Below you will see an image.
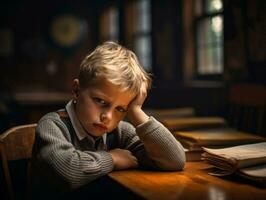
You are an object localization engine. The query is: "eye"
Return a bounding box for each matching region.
[94,98,107,106]
[116,107,127,113]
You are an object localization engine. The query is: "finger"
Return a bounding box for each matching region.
[131,155,138,165]
[142,81,148,91]
[133,160,139,168]
[128,158,138,169]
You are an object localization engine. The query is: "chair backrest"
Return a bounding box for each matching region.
[0,124,37,200]
[228,83,266,135]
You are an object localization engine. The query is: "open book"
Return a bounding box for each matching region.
[202,142,266,182]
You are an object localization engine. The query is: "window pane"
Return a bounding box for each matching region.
[108,6,119,41]
[197,16,222,46]
[206,0,223,13]
[198,44,223,74]
[134,36,152,72]
[136,0,151,32]
[133,0,152,72]
[197,15,223,75]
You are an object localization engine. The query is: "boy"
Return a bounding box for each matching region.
[30,41,185,198]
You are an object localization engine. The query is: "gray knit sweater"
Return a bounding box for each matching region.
[30,101,185,194]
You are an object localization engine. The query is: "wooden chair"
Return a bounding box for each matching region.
[0,124,36,200]
[228,83,266,135]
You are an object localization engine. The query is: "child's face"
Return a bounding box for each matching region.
[74,78,136,137]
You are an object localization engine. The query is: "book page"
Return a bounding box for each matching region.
[203,142,266,168]
[239,164,266,179]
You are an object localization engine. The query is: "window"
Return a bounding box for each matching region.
[126,0,152,72]
[99,5,119,42]
[195,0,223,76]
[134,0,152,72]
[100,0,152,72]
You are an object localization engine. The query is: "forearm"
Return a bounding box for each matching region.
[135,117,186,170]
[37,141,112,186]
[33,120,114,189]
[36,143,113,189]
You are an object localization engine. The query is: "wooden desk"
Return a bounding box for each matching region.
[108,162,266,200]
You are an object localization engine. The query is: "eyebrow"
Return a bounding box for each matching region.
[91,90,110,100]
[91,91,128,108]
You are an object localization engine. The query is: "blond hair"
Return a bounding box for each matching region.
[79,41,152,94]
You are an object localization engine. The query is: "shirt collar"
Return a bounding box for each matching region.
[65,100,107,143]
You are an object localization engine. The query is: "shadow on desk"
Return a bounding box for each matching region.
[33,176,144,200]
[202,166,266,188]
[67,176,143,200]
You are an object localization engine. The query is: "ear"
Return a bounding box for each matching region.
[72,79,80,98]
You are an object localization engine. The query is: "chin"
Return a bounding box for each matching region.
[95,132,106,137]
[91,129,107,137]
[88,131,104,137]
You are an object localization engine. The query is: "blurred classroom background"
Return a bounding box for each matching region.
[0,0,265,135]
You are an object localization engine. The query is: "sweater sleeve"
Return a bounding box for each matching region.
[119,117,186,171]
[32,117,114,190]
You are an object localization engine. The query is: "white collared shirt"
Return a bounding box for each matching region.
[65,100,107,147]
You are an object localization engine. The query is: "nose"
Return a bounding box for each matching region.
[100,110,112,123]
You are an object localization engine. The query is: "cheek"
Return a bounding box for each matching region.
[113,113,126,125]
[78,97,99,117]
[108,113,122,127]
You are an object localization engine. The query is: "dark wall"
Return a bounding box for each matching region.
[147,0,266,114]
[0,0,265,131]
[0,0,98,92]
[0,0,100,131]
[152,0,183,82]
[224,0,266,84]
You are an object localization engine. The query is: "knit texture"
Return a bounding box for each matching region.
[30,109,185,195]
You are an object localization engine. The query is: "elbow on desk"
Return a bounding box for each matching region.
[171,153,186,171]
[157,153,186,171]
[168,145,186,171]
[158,160,185,171]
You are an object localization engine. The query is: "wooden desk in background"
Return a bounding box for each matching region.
[108,162,266,200]
[160,117,227,131]
[14,91,72,123]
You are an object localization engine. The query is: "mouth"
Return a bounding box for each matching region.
[93,123,108,132]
